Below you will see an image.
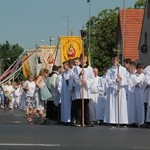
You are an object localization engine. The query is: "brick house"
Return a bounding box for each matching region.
[116,9,144,63]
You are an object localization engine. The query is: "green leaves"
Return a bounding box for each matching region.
[134,0,146,9]
[0,41,24,73]
[86,8,118,74]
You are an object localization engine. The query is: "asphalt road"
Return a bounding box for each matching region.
[0,108,150,150]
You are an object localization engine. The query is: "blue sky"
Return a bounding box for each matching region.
[0,0,137,50]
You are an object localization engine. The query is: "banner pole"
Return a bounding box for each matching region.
[53,36,60,65]
[80,28,86,127]
[81,48,85,127]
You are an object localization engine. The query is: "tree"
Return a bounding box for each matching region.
[85,1,145,74]
[86,7,119,74]
[0,41,24,73]
[134,0,146,9]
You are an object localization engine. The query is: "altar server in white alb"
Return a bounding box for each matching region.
[89,67,100,122]
[61,61,72,124]
[97,68,108,123]
[73,53,95,126]
[104,53,129,125]
[14,81,22,108]
[54,66,64,123]
[126,62,137,125]
[68,57,81,124]
[128,63,145,126]
[143,65,150,123]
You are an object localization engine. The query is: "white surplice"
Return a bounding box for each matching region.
[89,75,100,121]
[127,73,136,124]
[73,65,95,99]
[143,65,150,122]
[128,73,145,125]
[97,75,108,121]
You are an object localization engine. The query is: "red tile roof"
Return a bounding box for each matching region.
[119,9,144,61]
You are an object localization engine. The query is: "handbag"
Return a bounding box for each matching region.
[39,85,52,101]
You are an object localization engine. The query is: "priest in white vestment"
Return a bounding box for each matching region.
[104,54,129,125]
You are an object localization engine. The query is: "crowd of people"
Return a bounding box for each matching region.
[0,52,150,128]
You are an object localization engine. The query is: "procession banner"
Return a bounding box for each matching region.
[22,54,32,78]
[60,36,83,63]
[40,45,61,72]
[0,51,35,81]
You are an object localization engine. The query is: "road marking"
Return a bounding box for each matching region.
[13,121,21,123]
[14,115,22,117]
[133,147,150,149]
[0,143,60,147]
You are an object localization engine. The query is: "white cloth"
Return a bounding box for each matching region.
[4,84,14,109]
[4,85,14,94]
[73,65,95,99]
[89,76,100,121]
[68,67,77,101]
[97,75,107,121]
[143,66,150,122]
[23,80,36,97]
[14,87,22,106]
[127,73,137,124]
[128,73,145,125]
[143,66,150,104]
[54,74,62,106]
[104,65,129,124]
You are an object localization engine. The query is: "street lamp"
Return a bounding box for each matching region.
[80,27,87,41]
[80,27,87,127]
[62,14,69,36]
[49,36,54,46]
[87,0,91,53]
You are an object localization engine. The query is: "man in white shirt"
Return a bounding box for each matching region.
[4,81,14,110]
